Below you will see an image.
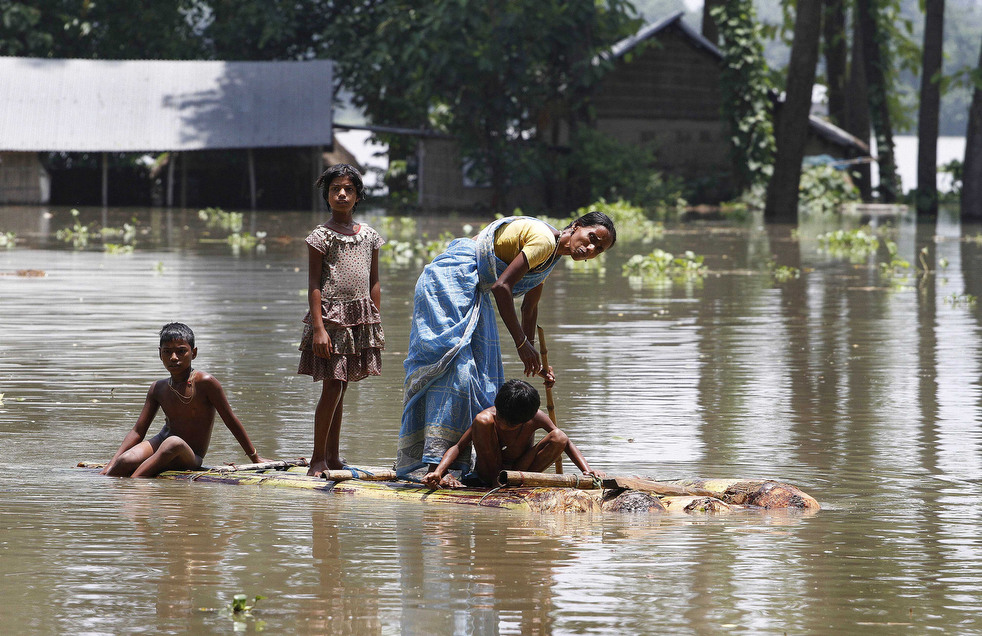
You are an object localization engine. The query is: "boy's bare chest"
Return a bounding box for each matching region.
[153,382,213,423]
[497,426,534,455]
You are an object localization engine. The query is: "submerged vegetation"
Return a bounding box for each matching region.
[816,226,880,260]
[381,232,454,268]
[55,209,92,248]
[798,165,862,215]
[622,248,708,280]
[196,208,265,252]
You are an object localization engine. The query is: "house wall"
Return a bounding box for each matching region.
[591,24,733,199]
[418,138,491,210]
[593,27,722,122]
[417,138,546,212]
[0,152,49,204]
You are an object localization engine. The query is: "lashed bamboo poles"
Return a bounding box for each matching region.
[536,325,562,474]
[498,470,715,497]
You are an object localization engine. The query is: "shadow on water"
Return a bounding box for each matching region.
[2,203,982,633]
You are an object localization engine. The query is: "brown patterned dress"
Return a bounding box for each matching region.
[298,223,385,382]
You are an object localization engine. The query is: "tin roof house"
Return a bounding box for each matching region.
[0,57,342,209]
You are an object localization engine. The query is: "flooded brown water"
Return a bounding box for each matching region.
[1,204,981,634]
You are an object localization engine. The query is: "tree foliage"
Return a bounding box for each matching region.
[0,0,201,59]
[322,0,639,211]
[710,0,775,192]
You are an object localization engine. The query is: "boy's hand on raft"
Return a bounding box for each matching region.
[584,469,607,480]
[422,471,464,489]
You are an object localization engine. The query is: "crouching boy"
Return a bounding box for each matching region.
[422,379,604,488]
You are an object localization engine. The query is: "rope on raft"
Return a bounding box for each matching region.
[479,485,505,506]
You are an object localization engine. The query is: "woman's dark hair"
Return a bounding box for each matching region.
[565,211,616,248]
[315,163,365,207]
[494,379,541,425]
[160,322,195,348]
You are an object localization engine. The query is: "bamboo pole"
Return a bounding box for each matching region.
[536,325,562,474]
[200,460,305,472]
[500,470,595,489]
[320,468,399,482]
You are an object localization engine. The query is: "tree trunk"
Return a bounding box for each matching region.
[916,0,945,219]
[856,0,900,202]
[823,0,848,127]
[962,32,982,221]
[844,14,873,200]
[701,0,724,46]
[764,0,823,222]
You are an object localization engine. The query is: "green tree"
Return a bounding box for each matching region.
[711,0,775,193]
[323,0,638,212]
[190,0,335,61]
[0,0,201,59]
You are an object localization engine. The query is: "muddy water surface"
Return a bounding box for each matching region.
[1,205,981,634]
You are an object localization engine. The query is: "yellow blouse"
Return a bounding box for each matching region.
[493,218,557,270]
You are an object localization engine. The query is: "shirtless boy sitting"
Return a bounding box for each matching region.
[421,379,604,488]
[101,322,268,477]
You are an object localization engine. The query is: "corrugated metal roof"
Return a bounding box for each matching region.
[0,57,333,152]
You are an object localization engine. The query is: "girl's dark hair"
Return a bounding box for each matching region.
[315,163,365,207]
[160,322,195,348]
[565,211,617,248]
[494,379,541,425]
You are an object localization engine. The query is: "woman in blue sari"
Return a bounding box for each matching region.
[396,212,616,475]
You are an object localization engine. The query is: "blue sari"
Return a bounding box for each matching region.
[396,217,561,474]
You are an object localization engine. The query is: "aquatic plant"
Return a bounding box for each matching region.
[100,223,137,243]
[770,262,801,283]
[197,593,266,631]
[0,231,15,248]
[816,226,879,260]
[877,240,911,286]
[230,594,264,613]
[944,293,978,307]
[380,232,453,268]
[55,209,91,248]
[198,207,244,233]
[103,243,134,255]
[375,215,418,241]
[799,164,861,215]
[622,248,708,281]
[226,231,265,250]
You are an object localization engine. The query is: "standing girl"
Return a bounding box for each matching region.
[298,164,384,476]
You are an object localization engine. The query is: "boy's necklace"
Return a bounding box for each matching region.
[168,368,195,404]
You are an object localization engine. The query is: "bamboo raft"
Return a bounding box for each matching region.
[77,461,820,514]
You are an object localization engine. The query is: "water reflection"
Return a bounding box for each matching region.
[2,204,982,633]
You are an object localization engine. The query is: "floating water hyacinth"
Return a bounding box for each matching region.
[198,207,244,233]
[816,226,879,260]
[56,209,90,248]
[622,248,707,278]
